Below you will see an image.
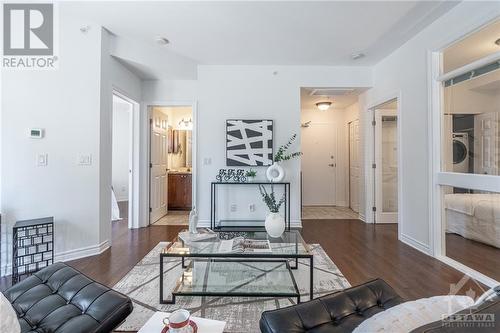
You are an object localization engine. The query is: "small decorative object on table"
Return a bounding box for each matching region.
[161,309,196,333]
[188,206,198,234]
[215,168,247,182]
[259,184,286,238]
[245,169,257,182]
[267,134,302,182]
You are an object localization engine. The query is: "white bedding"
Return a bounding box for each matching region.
[445,193,500,248]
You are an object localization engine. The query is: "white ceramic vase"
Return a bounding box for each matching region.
[265,212,285,238]
[266,162,285,182]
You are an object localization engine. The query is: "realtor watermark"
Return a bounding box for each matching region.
[442,275,496,329]
[2,2,58,69]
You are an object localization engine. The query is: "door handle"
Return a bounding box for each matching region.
[328,163,335,167]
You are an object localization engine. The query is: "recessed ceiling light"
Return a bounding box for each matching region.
[351,52,365,60]
[155,37,170,45]
[495,38,500,46]
[316,101,332,111]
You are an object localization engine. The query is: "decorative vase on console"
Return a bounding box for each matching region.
[259,184,286,238]
[267,133,302,182]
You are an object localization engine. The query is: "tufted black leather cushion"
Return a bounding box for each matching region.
[260,278,404,333]
[2,262,133,333]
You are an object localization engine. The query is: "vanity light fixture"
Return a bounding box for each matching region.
[316,101,332,111]
[178,118,192,127]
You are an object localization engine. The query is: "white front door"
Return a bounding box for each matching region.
[474,112,498,176]
[374,109,398,223]
[150,109,169,223]
[349,120,360,212]
[302,123,336,206]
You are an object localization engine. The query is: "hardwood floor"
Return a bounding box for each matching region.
[301,219,487,300]
[1,217,487,303]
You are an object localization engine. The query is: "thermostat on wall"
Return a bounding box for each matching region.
[29,128,44,139]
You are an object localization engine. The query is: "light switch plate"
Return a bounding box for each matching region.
[78,154,92,166]
[37,153,48,167]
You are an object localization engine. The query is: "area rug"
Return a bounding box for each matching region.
[113,242,350,332]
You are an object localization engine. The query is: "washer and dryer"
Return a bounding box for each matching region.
[452,133,469,173]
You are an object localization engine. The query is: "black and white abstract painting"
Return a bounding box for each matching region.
[226,119,273,166]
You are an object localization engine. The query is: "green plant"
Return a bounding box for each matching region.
[259,184,285,213]
[245,169,257,177]
[274,134,302,163]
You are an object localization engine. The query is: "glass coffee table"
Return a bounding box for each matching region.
[160,230,313,304]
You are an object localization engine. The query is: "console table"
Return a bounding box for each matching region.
[210,181,290,230]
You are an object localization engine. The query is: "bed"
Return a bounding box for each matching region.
[445,193,500,248]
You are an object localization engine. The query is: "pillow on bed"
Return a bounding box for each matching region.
[0,292,20,333]
[353,295,473,333]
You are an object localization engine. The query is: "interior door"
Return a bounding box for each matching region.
[374,109,398,223]
[349,120,360,212]
[150,108,169,223]
[474,112,498,175]
[302,123,336,205]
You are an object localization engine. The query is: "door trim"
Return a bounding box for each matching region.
[142,101,198,227]
[112,89,140,230]
[365,93,403,239]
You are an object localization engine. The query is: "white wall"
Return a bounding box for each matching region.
[1,13,103,274]
[112,101,131,201]
[0,14,142,274]
[359,1,500,254]
[196,66,372,226]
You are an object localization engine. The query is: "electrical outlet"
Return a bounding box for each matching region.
[203,157,212,165]
[230,204,237,212]
[249,204,256,212]
[78,154,92,166]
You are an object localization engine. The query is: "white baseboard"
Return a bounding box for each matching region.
[437,255,500,288]
[1,240,110,277]
[399,233,431,255]
[358,213,366,222]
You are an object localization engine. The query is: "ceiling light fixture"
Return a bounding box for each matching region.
[495,38,500,46]
[351,52,365,60]
[316,101,332,111]
[155,37,170,45]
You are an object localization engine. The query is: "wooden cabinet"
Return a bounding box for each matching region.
[168,173,192,210]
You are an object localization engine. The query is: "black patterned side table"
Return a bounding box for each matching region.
[12,217,54,284]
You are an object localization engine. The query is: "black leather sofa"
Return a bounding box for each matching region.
[260,278,500,333]
[260,279,404,332]
[2,262,133,333]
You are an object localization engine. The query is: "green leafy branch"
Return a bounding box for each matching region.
[259,184,285,213]
[274,134,302,163]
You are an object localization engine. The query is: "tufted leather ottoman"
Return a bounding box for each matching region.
[2,262,133,333]
[259,278,404,333]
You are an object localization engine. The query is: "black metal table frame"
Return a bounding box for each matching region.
[159,251,313,305]
[161,259,301,305]
[210,182,291,230]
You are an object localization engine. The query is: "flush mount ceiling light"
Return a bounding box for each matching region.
[495,38,500,46]
[155,37,170,45]
[316,101,332,111]
[351,52,365,60]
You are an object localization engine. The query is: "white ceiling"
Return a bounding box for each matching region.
[63,1,459,67]
[301,87,367,110]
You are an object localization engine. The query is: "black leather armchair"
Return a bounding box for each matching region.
[260,278,404,333]
[2,262,133,333]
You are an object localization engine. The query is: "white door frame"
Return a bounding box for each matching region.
[429,50,500,288]
[140,100,198,227]
[112,89,140,229]
[374,109,398,223]
[365,93,403,238]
